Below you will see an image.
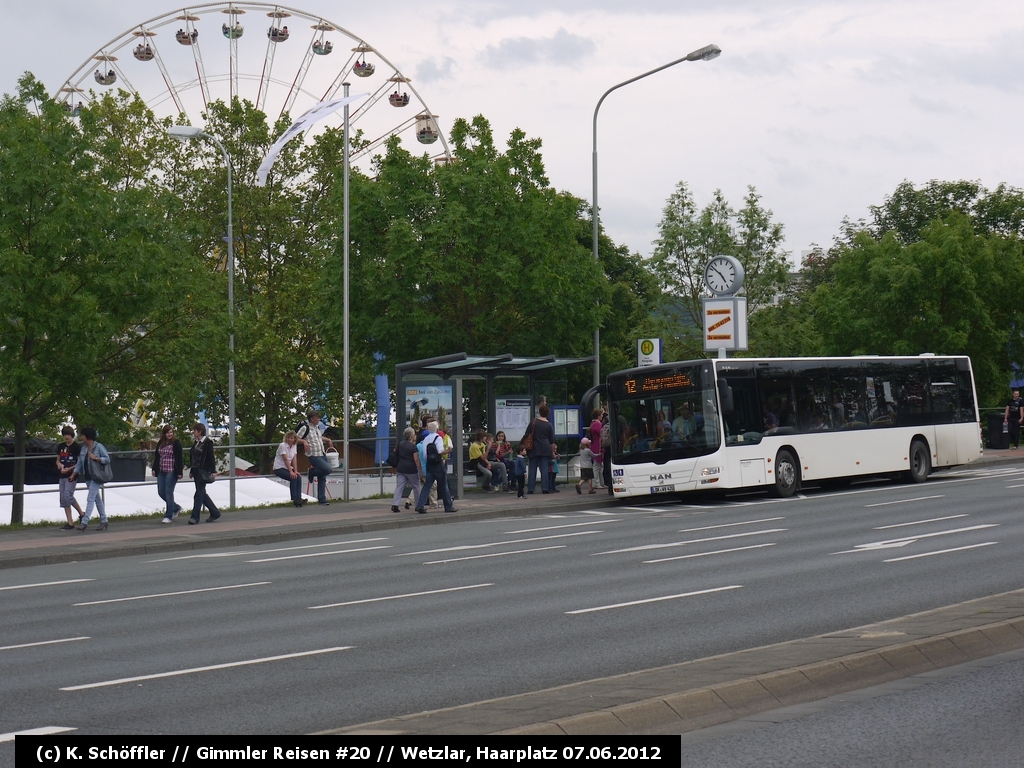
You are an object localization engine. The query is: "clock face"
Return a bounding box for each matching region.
[705,257,740,295]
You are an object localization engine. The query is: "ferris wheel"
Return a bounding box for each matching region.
[56,2,450,164]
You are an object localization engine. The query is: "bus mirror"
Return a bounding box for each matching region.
[718,379,734,415]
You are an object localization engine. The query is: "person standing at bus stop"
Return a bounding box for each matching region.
[1005,389,1024,450]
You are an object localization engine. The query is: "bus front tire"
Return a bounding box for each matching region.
[773,449,800,497]
[907,439,930,483]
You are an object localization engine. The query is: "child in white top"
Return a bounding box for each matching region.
[576,437,596,494]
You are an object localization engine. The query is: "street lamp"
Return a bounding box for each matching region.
[166,124,238,510]
[591,43,721,386]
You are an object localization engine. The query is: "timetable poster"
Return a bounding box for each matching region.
[496,397,532,442]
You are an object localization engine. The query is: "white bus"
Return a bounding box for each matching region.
[587,356,982,499]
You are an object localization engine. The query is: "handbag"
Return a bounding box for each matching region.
[195,468,216,484]
[93,460,114,484]
[385,444,400,469]
[520,420,536,452]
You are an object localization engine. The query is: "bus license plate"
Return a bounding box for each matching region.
[650,484,675,494]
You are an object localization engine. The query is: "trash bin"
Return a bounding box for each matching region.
[987,413,1009,450]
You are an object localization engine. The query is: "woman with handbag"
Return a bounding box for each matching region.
[189,422,221,524]
[526,405,556,494]
[389,427,421,513]
[152,425,184,523]
[72,426,112,531]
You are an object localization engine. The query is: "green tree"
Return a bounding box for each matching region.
[329,117,608,374]
[651,181,791,357]
[811,212,1024,403]
[0,76,220,524]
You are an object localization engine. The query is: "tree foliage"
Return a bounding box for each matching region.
[0,76,220,523]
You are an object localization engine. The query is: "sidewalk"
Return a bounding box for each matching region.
[0,483,619,570]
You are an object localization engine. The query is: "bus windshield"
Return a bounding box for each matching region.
[608,363,721,465]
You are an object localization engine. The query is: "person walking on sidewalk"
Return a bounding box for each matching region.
[415,421,457,514]
[152,425,184,524]
[274,431,305,507]
[56,426,84,530]
[189,422,220,524]
[390,427,421,513]
[1005,389,1023,450]
[72,427,111,531]
[576,437,596,495]
[297,410,333,506]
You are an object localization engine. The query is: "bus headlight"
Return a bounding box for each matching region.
[613,477,625,486]
[700,467,720,476]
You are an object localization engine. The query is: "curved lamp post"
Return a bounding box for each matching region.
[591,44,721,386]
[167,125,237,510]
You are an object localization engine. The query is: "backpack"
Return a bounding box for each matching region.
[296,420,311,439]
[425,436,443,468]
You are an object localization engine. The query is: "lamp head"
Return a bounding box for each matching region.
[166,125,205,141]
[686,44,722,62]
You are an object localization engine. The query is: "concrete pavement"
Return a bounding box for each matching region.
[4,449,1024,735]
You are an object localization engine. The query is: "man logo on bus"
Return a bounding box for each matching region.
[650,473,672,481]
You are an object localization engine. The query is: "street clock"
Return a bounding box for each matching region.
[704,255,745,297]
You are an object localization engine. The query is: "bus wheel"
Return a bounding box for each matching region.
[773,449,800,497]
[908,439,930,483]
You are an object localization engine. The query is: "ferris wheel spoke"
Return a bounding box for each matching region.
[280,27,319,119]
[349,81,393,123]
[351,117,418,161]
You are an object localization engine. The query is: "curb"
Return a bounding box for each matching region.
[321,589,1024,736]
[500,618,1024,735]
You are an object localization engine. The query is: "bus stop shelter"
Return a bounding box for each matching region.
[395,353,594,498]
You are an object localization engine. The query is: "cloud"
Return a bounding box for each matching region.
[480,28,595,70]
[417,56,457,83]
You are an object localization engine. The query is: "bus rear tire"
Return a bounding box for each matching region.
[907,439,930,483]
[773,449,800,498]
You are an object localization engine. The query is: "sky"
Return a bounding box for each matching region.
[4,0,1022,265]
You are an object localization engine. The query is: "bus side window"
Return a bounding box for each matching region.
[863,363,896,427]
[792,363,832,432]
[954,367,976,423]
[892,359,929,426]
[829,362,867,428]
[927,359,958,424]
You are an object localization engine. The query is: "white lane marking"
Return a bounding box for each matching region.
[864,495,944,507]
[593,528,787,556]
[396,531,599,557]
[247,545,391,563]
[578,510,619,516]
[832,524,1000,554]
[0,637,89,652]
[0,727,76,742]
[308,584,492,610]
[679,517,784,533]
[567,585,743,614]
[0,579,94,591]
[147,538,388,562]
[1006,484,1024,489]
[74,582,271,606]
[884,542,998,562]
[677,503,713,509]
[504,520,619,534]
[424,546,566,565]
[60,647,353,691]
[618,506,673,512]
[874,514,968,530]
[643,543,777,564]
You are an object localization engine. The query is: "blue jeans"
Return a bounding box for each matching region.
[527,456,551,493]
[307,455,331,503]
[82,479,106,525]
[157,472,181,518]
[274,467,303,503]
[192,479,219,521]
[417,464,453,511]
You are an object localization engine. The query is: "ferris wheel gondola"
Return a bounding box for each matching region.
[56,2,452,165]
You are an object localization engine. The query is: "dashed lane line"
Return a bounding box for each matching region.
[566,585,743,614]
[308,584,493,610]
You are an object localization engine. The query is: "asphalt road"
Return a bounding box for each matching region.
[2,462,1024,739]
[675,647,1024,767]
